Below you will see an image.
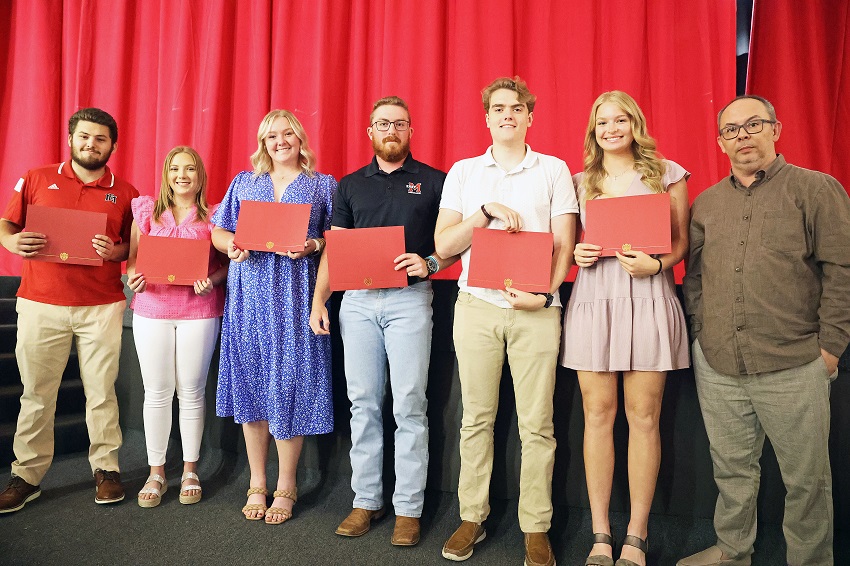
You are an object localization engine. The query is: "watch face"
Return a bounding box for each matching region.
[426,256,438,274]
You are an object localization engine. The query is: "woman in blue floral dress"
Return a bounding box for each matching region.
[212,110,335,524]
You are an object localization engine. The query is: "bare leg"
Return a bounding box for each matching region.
[139,464,166,500]
[243,421,271,518]
[620,370,666,566]
[578,371,618,560]
[266,435,304,523]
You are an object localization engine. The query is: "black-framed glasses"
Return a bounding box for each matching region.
[371,119,410,132]
[719,119,776,140]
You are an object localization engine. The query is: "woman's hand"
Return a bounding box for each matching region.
[616,250,660,278]
[194,278,214,296]
[278,239,316,260]
[227,239,250,262]
[127,272,146,293]
[574,242,602,268]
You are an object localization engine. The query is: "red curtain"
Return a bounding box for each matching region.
[0,0,736,278]
[748,0,850,194]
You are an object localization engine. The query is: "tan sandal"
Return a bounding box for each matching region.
[137,474,167,508]
[242,486,268,520]
[265,488,297,525]
[179,472,202,505]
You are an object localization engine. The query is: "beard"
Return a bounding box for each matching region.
[372,134,410,163]
[71,145,113,171]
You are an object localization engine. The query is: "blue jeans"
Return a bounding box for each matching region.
[339,281,433,517]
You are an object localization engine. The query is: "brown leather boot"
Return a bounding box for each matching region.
[335,507,386,536]
[391,516,420,546]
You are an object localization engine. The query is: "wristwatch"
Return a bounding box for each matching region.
[425,255,439,276]
[538,292,554,308]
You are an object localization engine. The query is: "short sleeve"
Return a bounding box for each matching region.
[331,178,355,228]
[439,161,464,213]
[213,172,249,232]
[549,159,579,217]
[131,196,155,235]
[663,160,690,189]
[2,174,29,226]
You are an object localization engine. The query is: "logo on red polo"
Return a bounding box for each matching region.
[406,182,421,194]
[105,193,117,203]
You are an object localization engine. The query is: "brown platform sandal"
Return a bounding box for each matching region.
[586,532,615,566]
[265,488,297,525]
[615,534,648,566]
[242,487,268,520]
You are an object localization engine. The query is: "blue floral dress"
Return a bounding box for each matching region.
[213,171,335,439]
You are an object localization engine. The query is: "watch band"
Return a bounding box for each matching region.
[425,255,439,275]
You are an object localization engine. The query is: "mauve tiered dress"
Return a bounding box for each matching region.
[560,160,690,372]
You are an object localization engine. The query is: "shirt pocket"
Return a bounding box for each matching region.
[760,211,805,253]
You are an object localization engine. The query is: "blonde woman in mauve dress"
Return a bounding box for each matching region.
[561,91,690,566]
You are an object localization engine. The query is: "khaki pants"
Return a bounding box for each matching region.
[453,292,561,533]
[693,339,834,566]
[12,298,125,485]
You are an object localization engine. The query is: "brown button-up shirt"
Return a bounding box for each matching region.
[683,155,850,375]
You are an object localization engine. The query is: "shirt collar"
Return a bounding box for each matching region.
[364,153,419,177]
[59,161,116,188]
[482,144,539,173]
[728,154,786,190]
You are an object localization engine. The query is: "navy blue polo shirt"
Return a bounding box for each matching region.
[333,154,446,277]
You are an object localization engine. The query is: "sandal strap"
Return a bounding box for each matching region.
[145,474,166,486]
[246,486,268,496]
[242,503,268,512]
[138,487,165,496]
[593,533,614,546]
[181,484,202,493]
[621,535,648,553]
[266,507,293,519]
[272,488,297,502]
[181,472,200,482]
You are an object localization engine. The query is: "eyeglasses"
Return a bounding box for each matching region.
[719,119,776,140]
[371,120,410,132]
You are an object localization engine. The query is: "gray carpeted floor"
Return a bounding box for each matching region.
[1,430,843,566]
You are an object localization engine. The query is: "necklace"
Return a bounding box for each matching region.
[606,166,633,181]
[274,170,300,182]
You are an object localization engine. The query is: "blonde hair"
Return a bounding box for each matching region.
[154,146,209,223]
[581,91,665,201]
[250,109,316,177]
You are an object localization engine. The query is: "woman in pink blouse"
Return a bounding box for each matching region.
[126,146,228,508]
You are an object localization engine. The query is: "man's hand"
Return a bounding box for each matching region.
[127,272,146,293]
[484,202,523,232]
[499,286,547,311]
[821,348,839,377]
[394,253,427,278]
[2,231,46,257]
[227,239,250,262]
[310,304,331,335]
[194,278,214,296]
[615,250,661,278]
[92,234,116,260]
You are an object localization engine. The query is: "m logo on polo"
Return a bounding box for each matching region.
[105,193,117,203]
[406,182,421,194]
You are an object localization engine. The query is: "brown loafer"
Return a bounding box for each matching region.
[391,516,420,546]
[0,476,41,514]
[335,507,386,537]
[525,531,555,566]
[442,521,486,561]
[94,469,125,504]
[677,546,751,566]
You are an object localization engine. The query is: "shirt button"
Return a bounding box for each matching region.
[736,326,743,331]
[743,215,749,220]
[736,296,742,302]
[739,241,744,245]
[735,267,741,272]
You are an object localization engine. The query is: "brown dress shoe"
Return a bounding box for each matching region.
[442,521,486,561]
[391,516,420,546]
[335,507,386,536]
[525,532,555,566]
[0,476,41,514]
[94,469,125,504]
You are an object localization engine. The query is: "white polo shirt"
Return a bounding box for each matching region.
[440,145,578,308]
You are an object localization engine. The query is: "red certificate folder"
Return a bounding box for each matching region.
[23,205,106,266]
[467,228,553,292]
[135,234,210,285]
[233,201,312,253]
[325,226,408,291]
[584,193,671,257]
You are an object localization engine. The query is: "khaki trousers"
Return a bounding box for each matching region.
[12,298,125,485]
[453,292,560,533]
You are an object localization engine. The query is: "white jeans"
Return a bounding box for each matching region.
[132,314,220,466]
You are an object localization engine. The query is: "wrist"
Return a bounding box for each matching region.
[654,257,663,275]
[480,203,494,221]
[424,255,439,276]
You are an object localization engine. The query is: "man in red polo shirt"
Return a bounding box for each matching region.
[0,108,138,513]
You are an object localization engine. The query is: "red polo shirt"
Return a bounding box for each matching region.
[3,161,138,306]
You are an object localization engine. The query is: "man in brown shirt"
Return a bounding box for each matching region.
[680,95,850,566]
